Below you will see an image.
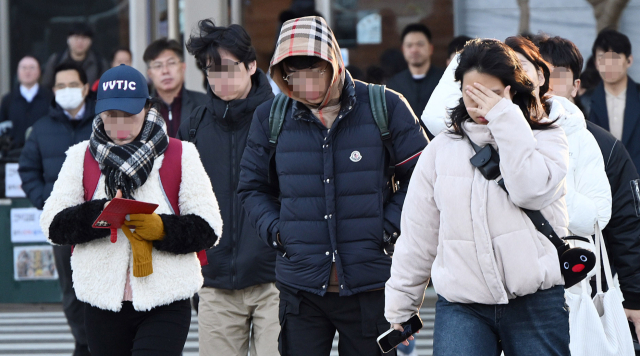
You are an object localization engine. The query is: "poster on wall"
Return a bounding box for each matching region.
[13,245,58,281]
[11,208,46,243]
[357,12,382,45]
[5,163,26,198]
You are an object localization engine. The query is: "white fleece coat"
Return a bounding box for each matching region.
[40,141,223,312]
[386,98,569,324]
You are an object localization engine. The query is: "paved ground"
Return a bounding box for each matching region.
[0,288,437,356]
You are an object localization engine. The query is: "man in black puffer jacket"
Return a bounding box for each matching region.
[177,20,278,356]
[238,16,428,356]
[19,62,94,356]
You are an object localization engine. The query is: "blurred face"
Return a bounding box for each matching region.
[147,50,186,93]
[68,35,92,57]
[17,57,40,87]
[100,108,146,145]
[283,60,332,104]
[547,64,580,100]
[207,48,256,101]
[53,69,89,104]
[402,32,433,68]
[462,70,507,125]
[112,50,132,67]
[596,49,632,84]
[515,53,545,95]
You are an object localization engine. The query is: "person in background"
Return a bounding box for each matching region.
[537,34,640,344]
[18,62,94,356]
[111,47,132,67]
[42,23,108,90]
[386,23,444,138]
[446,35,473,66]
[143,38,207,138]
[581,29,640,175]
[0,56,53,149]
[238,16,428,355]
[179,19,278,356]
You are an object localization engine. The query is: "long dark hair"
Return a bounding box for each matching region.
[448,39,553,138]
[505,36,552,110]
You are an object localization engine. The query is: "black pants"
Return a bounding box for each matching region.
[53,245,90,356]
[278,284,395,356]
[84,299,191,356]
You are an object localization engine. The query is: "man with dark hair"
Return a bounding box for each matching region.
[581,29,640,175]
[143,38,207,138]
[386,23,443,138]
[446,35,472,66]
[19,62,95,356]
[178,19,278,355]
[42,23,109,90]
[0,56,53,149]
[535,34,640,342]
[238,16,428,355]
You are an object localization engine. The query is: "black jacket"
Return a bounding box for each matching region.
[386,66,444,136]
[0,85,53,148]
[155,87,208,138]
[237,74,428,296]
[42,50,109,90]
[177,69,275,290]
[584,77,640,176]
[586,120,640,309]
[18,99,95,209]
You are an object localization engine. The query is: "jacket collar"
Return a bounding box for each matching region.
[49,99,95,124]
[547,95,585,136]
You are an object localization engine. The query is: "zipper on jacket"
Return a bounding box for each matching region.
[332,253,335,262]
[226,103,240,289]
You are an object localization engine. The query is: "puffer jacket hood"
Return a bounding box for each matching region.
[548,95,585,136]
[269,16,345,127]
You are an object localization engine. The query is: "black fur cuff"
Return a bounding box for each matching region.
[49,199,110,245]
[154,214,218,254]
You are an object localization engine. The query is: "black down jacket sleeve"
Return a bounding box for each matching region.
[48,199,110,245]
[382,90,429,236]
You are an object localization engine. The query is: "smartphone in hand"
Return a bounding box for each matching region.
[377,314,423,353]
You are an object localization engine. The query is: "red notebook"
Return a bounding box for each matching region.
[92,198,159,243]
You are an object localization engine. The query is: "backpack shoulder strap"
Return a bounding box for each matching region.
[188,106,208,144]
[158,138,182,216]
[368,84,396,176]
[267,94,290,183]
[83,146,101,202]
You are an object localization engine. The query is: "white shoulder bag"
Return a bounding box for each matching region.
[565,222,635,356]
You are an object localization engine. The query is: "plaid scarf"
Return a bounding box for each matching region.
[89,108,169,199]
[270,16,345,127]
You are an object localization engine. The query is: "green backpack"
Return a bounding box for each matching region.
[267,84,396,185]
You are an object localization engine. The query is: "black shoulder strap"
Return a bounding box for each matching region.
[267,94,290,183]
[188,106,207,144]
[468,138,567,251]
[368,84,396,177]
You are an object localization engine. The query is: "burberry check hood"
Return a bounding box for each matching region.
[270,16,346,127]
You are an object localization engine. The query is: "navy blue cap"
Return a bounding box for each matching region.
[96,64,149,115]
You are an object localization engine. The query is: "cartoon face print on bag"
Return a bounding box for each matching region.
[560,247,596,287]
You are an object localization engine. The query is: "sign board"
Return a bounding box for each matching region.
[11,208,46,243]
[5,163,26,198]
[13,245,58,281]
[357,12,382,45]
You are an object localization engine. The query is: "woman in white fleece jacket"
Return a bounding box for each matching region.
[40,65,222,356]
[385,39,571,355]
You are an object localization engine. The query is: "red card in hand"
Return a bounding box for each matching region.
[92,198,158,243]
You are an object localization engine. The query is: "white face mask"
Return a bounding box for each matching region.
[55,87,85,110]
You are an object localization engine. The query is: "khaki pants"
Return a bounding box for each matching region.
[198,283,280,356]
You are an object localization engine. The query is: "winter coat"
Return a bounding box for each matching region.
[585,77,640,176]
[18,100,95,209]
[547,96,611,237]
[176,69,276,290]
[0,85,54,148]
[42,49,109,90]
[238,74,428,297]
[421,53,460,136]
[40,140,222,312]
[385,98,570,324]
[586,121,640,309]
[155,86,208,138]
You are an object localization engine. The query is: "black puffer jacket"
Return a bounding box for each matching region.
[177,69,275,290]
[587,120,640,309]
[18,100,95,209]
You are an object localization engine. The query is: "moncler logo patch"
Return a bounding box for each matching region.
[102,80,137,91]
[350,151,362,162]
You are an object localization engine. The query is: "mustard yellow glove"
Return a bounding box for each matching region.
[126,213,165,241]
[121,225,154,277]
